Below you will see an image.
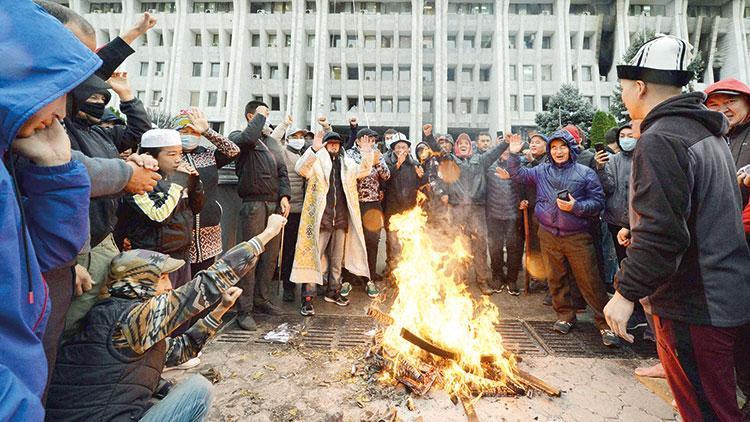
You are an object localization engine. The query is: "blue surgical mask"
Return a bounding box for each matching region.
[620,137,637,152]
[181,134,200,150]
[288,138,305,150]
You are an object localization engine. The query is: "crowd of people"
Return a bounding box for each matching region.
[1,1,749,421]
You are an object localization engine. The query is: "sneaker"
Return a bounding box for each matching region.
[366,281,380,298]
[506,282,521,296]
[527,278,548,293]
[282,288,295,303]
[479,283,495,296]
[163,357,201,372]
[339,282,352,297]
[300,297,315,316]
[542,293,553,306]
[553,320,576,335]
[600,329,622,348]
[324,291,349,307]
[254,301,283,316]
[237,314,257,331]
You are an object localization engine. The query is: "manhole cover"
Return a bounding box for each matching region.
[300,315,375,349]
[496,320,548,356]
[526,320,657,358]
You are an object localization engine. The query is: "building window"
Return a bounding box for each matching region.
[347,34,358,48]
[542,36,552,49]
[268,33,277,47]
[223,92,228,107]
[347,97,359,110]
[269,65,279,79]
[509,3,553,15]
[252,64,262,77]
[399,35,411,48]
[330,34,341,47]
[139,61,149,77]
[447,34,457,49]
[381,98,393,112]
[347,65,359,80]
[307,34,316,47]
[155,61,165,75]
[157,31,164,46]
[629,4,666,16]
[582,66,592,82]
[463,35,475,49]
[398,66,411,81]
[194,32,202,46]
[226,63,231,77]
[136,90,145,101]
[542,95,551,111]
[524,32,535,49]
[479,67,491,82]
[251,33,260,47]
[541,65,552,81]
[477,99,489,114]
[460,98,472,114]
[423,66,433,82]
[90,2,123,13]
[583,96,593,105]
[381,35,393,48]
[307,65,314,80]
[331,96,342,112]
[152,90,162,104]
[227,33,233,46]
[508,35,516,49]
[307,96,313,112]
[509,95,518,111]
[423,1,435,15]
[509,65,517,81]
[207,91,218,107]
[447,99,455,113]
[423,35,434,49]
[523,65,535,81]
[582,36,591,50]
[398,98,410,112]
[523,95,535,112]
[365,35,376,48]
[364,66,376,80]
[600,96,611,111]
[141,2,176,13]
[285,34,292,47]
[381,66,393,80]
[423,99,432,113]
[462,66,473,81]
[481,34,492,48]
[271,96,280,111]
[447,67,456,81]
[330,65,341,80]
[211,32,220,46]
[364,97,376,112]
[210,62,220,77]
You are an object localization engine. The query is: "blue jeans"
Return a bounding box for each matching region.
[141,375,213,422]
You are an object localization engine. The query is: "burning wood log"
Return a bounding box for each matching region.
[367,306,395,326]
[514,369,561,397]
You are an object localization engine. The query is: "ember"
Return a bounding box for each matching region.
[365,204,559,420]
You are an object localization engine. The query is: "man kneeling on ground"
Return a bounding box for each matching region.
[45,215,287,421]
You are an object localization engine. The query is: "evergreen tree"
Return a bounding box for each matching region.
[589,111,618,145]
[534,84,596,135]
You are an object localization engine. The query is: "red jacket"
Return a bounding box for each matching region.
[744,201,750,234]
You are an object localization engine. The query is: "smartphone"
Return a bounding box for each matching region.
[496,130,504,139]
[557,190,570,201]
[594,143,605,153]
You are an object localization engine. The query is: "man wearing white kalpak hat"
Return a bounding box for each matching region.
[603,34,750,421]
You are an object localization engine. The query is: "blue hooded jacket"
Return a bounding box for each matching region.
[507,130,604,237]
[0,2,99,419]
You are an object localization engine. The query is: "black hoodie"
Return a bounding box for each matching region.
[615,92,750,327]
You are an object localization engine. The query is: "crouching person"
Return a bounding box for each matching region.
[45,215,287,421]
[292,131,376,316]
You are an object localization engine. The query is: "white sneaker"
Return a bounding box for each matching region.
[163,357,201,372]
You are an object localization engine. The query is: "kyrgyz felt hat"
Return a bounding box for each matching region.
[617,34,693,87]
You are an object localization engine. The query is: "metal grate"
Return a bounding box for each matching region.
[495,320,548,356]
[299,315,375,349]
[526,320,657,358]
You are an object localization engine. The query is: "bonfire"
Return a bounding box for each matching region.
[365,203,558,420]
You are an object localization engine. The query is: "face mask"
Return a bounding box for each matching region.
[288,138,305,150]
[181,134,200,150]
[79,102,106,120]
[620,137,637,152]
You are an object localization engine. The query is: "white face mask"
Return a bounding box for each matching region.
[288,138,305,150]
[181,134,200,150]
[620,137,637,152]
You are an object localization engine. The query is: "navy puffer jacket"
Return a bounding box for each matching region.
[507,130,604,237]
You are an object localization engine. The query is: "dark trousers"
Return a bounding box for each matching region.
[607,223,628,263]
[191,256,216,276]
[360,201,383,281]
[654,315,745,421]
[538,228,609,330]
[452,204,492,285]
[281,212,301,293]
[236,200,281,314]
[41,265,75,403]
[486,216,522,286]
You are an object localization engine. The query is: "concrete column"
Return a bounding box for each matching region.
[434,0,448,133]
[224,0,245,130]
[165,0,189,112]
[726,0,750,81]
[310,0,330,125]
[610,0,631,81]
[409,0,424,141]
[705,16,720,84]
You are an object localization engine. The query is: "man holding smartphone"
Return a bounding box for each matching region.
[505,130,619,347]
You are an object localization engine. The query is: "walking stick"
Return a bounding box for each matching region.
[276,225,285,295]
[522,207,531,295]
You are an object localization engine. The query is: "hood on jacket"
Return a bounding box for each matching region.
[415,141,431,162]
[641,92,728,137]
[0,3,102,150]
[615,123,633,152]
[454,133,473,157]
[71,75,112,115]
[546,130,578,165]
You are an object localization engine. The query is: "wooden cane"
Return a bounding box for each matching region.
[276,225,285,295]
[522,207,531,295]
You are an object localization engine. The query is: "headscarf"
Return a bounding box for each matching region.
[454,133,473,158]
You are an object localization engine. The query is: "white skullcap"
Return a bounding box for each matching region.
[141,129,181,148]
